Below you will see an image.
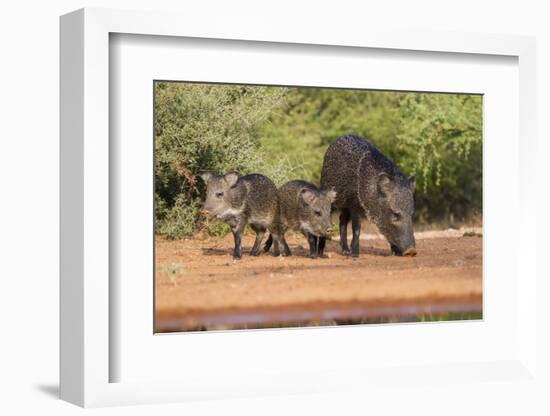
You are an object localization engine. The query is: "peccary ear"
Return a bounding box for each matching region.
[300,188,316,205]
[408,175,416,192]
[377,172,394,196]
[199,172,212,184]
[224,172,239,188]
[324,188,337,203]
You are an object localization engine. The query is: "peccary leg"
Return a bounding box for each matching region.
[318,236,326,256]
[231,224,245,259]
[267,225,282,257]
[271,234,281,257]
[307,233,318,258]
[281,235,292,256]
[339,208,351,255]
[263,234,273,252]
[249,225,265,256]
[350,210,361,257]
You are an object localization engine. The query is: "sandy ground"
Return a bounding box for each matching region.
[155,228,482,332]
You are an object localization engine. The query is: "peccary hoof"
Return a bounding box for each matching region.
[342,249,351,256]
[233,254,242,260]
[351,252,359,258]
[249,250,260,256]
[308,254,318,259]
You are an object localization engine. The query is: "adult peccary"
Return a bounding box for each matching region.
[263,180,336,258]
[200,172,282,259]
[319,135,417,257]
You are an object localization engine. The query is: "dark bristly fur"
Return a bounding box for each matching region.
[319,135,416,257]
[200,172,282,259]
[263,180,335,258]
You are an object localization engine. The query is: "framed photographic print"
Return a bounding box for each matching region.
[152,80,484,334]
[60,7,538,408]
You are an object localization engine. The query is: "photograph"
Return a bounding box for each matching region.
[153,81,483,332]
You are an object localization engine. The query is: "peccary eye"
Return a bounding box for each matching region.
[392,212,401,222]
[315,210,322,217]
[215,192,224,198]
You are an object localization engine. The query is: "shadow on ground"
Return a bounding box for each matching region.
[200,241,392,258]
[35,384,59,399]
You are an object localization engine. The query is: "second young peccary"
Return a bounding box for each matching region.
[200,172,283,259]
[263,180,336,258]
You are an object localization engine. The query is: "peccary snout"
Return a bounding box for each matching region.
[403,247,417,257]
[390,238,416,257]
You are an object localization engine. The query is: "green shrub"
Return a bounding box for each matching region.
[204,219,231,237]
[156,195,201,239]
[154,82,288,238]
[394,93,482,223]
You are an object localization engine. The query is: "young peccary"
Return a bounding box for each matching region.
[319,135,417,257]
[200,172,283,259]
[263,180,336,258]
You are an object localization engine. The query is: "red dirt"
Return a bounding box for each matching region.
[155,231,482,332]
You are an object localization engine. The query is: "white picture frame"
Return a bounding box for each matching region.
[60,7,538,408]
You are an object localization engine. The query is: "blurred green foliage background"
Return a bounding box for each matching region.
[155,81,482,239]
